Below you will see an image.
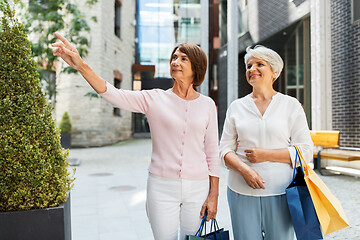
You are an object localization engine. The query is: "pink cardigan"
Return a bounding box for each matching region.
[100,82,220,180]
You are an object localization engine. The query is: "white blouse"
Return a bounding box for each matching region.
[219,93,313,196]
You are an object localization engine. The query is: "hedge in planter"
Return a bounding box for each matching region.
[0,0,74,212]
[60,112,72,134]
[60,112,72,149]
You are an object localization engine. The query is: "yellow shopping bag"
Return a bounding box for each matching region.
[294,145,350,235]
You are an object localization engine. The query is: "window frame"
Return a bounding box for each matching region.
[114,0,122,38]
[284,19,312,127]
[352,0,360,23]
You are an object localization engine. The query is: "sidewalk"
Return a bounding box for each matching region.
[69,138,359,240]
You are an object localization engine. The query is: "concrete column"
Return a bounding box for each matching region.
[200,0,209,96]
[310,0,332,130]
[227,0,238,106]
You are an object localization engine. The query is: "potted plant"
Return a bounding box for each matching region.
[60,112,72,149]
[0,1,73,239]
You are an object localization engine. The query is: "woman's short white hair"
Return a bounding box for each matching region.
[244,45,284,81]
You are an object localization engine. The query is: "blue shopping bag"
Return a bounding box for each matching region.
[286,148,323,240]
[185,215,229,240]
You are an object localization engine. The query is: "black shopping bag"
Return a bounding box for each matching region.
[285,147,323,240]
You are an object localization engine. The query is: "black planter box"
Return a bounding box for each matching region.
[0,196,71,240]
[60,133,71,149]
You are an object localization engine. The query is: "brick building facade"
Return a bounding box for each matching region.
[55,0,136,147]
[331,0,360,147]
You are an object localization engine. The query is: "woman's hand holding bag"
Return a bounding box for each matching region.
[185,215,229,240]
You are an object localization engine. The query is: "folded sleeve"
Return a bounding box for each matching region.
[204,100,220,177]
[219,103,238,167]
[288,101,314,167]
[99,81,154,114]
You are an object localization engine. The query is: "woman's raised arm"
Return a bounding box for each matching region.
[52,32,107,93]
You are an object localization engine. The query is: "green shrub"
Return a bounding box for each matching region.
[59,112,72,133]
[0,0,73,212]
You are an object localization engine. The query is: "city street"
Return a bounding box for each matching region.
[69,138,360,240]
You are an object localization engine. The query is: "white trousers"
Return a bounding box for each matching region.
[146,173,210,240]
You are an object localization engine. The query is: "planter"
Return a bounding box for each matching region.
[60,133,71,149]
[0,195,71,240]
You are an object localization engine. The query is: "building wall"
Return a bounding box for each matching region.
[55,0,135,147]
[247,0,309,46]
[331,0,360,147]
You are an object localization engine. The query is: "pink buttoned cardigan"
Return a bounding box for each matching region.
[100,82,220,180]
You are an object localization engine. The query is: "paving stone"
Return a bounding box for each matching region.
[69,138,360,240]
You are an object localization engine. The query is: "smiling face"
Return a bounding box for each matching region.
[246,56,277,86]
[170,49,194,84]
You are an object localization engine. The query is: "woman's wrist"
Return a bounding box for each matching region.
[208,176,219,198]
[77,60,89,73]
[236,160,250,175]
[267,148,291,164]
[208,190,219,198]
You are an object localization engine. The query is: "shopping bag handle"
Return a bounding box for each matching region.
[294,145,311,175]
[210,219,224,240]
[292,146,304,180]
[195,215,207,236]
[195,215,224,240]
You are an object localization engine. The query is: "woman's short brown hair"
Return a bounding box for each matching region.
[170,43,207,87]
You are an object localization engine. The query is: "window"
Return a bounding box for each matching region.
[238,0,249,35]
[353,0,360,23]
[115,0,122,38]
[113,78,122,116]
[285,19,311,127]
[180,0,200,3]
[180,17,201,39]
[219,0,227,46]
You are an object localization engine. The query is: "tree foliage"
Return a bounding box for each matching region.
[18,0,97,104]
[0,0,73,212]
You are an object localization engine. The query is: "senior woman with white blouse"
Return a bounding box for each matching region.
[52,33,220,240]
[219,45,313,240]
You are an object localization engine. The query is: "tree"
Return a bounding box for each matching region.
[0,0,73,212]
[18,0,97,105]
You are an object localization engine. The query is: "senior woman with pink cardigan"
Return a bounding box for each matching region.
[52,33,220,240]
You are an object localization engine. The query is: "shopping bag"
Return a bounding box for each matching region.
[185,215,207,240]
[185,215,230,240]
[295,145,350,235]
[286,149,323,240]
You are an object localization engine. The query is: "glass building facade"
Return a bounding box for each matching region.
[138,0,201,78]
[134,0,203,134]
